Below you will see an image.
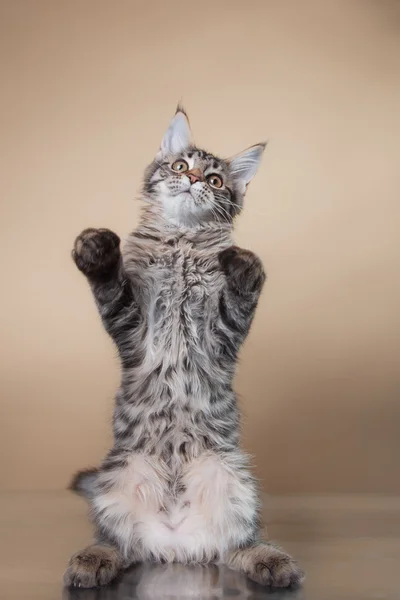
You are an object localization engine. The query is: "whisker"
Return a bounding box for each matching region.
[209,205,224,237]
[211,198,232,223]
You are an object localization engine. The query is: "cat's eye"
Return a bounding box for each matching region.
[171,160,189,173]
[207,174,223,189]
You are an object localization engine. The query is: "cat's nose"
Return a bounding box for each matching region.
[186,169,203,184]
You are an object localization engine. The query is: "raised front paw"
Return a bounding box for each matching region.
[64,545,121,588]
[218,246,266,294]
[72,228,121,278]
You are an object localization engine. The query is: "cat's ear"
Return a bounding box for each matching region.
[160,106,193,155]
[227,143,267,193]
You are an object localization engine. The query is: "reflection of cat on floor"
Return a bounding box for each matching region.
[63,563,306,600]
[135,563,228,599]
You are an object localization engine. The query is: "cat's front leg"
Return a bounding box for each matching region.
[218,246,266,335]
[72,228,140,354]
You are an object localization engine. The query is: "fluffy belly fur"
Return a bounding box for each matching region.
[94,451,258,563]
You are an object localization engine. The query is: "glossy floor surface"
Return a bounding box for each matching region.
[0,493,398,599]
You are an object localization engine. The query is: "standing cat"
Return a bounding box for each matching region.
[64,107,304,589]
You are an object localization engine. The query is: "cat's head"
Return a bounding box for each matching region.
[143,107,266,227]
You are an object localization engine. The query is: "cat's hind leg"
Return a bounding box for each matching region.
[225,543,304,588]
[182,451,304,588]
[64,544,124,588]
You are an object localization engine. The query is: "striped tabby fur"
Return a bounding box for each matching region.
[64,108,304,589]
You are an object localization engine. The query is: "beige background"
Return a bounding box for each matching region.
[0,0,399,493]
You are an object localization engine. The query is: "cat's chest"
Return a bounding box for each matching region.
[130,242,222,323]
[155,256,210,310]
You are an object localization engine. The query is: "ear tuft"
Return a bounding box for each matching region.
[175,103,189,118]
[160,107,192,155]
[227,143,267,192]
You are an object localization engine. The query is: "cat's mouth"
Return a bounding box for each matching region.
[170,178,205,196]
[169,188,196,201]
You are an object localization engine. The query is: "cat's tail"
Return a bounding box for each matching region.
[68,467,99,500]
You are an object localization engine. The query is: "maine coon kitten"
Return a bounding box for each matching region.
[64,107,304,589]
